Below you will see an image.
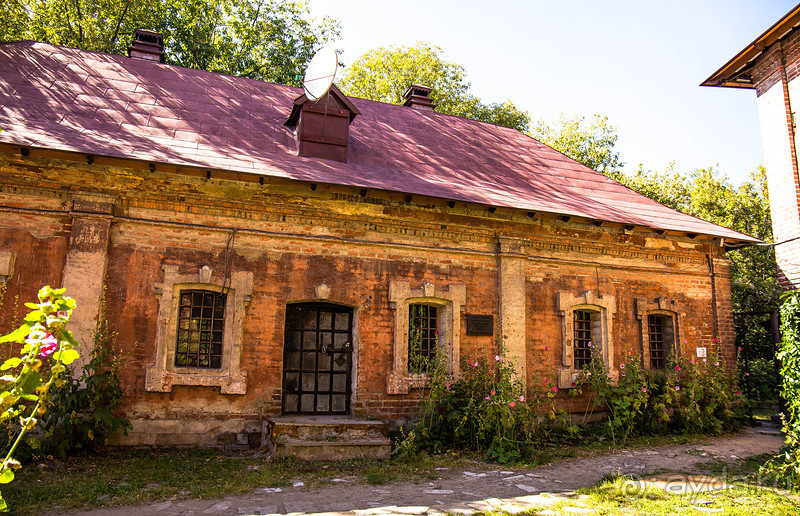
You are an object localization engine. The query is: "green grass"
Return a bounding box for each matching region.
[1,447,473,514]
[477,475,799,516]
[474,454,800,516]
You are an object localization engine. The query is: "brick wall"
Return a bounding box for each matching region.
[0,152,737,442]
[754,28,800,287]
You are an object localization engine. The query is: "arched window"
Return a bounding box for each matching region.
[387,280,466,394]
[573,309,599,369]
[636,298,683,370]
[557,291,616,387]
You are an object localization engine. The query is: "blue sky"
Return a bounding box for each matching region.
[309,0,797,185]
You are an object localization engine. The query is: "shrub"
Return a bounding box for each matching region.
[398,342,745,461]
[400,342,546,463]
[764,290,800,486]
[38,319,131,458]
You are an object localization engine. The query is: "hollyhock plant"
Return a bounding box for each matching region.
[35,333,59,357]
[0,286,79,512]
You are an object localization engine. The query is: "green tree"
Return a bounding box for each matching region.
[687,166,779,313]
[530,114,624,176]
[616,163,778,314]
[0,0,339,86]
[338,42,530,132]
[622,162,692,212]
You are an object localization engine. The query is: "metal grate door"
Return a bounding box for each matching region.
[282,303,353,415]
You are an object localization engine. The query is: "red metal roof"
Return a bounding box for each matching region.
[0,41,758,243]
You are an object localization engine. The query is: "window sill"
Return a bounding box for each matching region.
[145,369,248,394]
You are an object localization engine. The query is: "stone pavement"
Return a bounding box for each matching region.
[62,425,785,516]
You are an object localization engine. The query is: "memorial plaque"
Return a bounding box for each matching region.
[466,314,494,336]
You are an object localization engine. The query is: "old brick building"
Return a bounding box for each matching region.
[703,4,800,288]
[0,34,756,446]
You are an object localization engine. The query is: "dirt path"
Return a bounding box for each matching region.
[64,425,785,516]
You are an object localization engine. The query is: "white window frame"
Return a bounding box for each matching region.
[386,280,466,394]
[146,264,252,394]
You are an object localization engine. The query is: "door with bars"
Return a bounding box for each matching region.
[282,303,353,415]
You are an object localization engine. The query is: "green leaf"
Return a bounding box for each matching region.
[16,370,42,396]
[0,325,30,344]
[0,359,20,371]
[23,303,39,309]
[58,330,79,349]
[0,469,14,484]
[23,310,43,323]
[53,349,80,365]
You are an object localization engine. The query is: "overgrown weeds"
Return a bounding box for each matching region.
[397,338,747,464]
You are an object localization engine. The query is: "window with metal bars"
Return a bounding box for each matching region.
[408,304,438,373]
[573,310,594,369]
[647,314,673,369]
[175,290,225,369]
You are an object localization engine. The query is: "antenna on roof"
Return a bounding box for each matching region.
[303,47,338,101]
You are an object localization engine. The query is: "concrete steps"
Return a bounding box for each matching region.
[268,416,392,460]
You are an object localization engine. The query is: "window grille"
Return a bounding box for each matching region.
[175,290,225,369]
[574,310,593,369]
[408,304,438,372]
[648,314,667,369]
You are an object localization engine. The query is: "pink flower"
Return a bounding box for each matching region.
[715,362,720,367]
[714,337,718,343]
[471,361,477,368]
[495,355,502,362]
[690,360,695,365]
[736,391,742,396]
[434,330,439,336]
[675,386,681,391]
[621,373,626,377]
[620,364,625,369]
[642,387,647,393]
[551,386,558,392]
[571,382,577,387]
[703,358,707,363]
[674,365,680,371]
[490,390,496,396]
[738,347,742,352]
[544,346,549,351]
[509,401,516,408]
[684,339,688,344]
[519,395,525,402]
[33,333,58,357]
[587,342,592,347]
[545,379,550,384]
[745,372,750,377]
[484,396,490,400]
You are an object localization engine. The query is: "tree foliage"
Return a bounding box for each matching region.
[530,114,624,176]
[338,42,530,132]
[0,0,339,86]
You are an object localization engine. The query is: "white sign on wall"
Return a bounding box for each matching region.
[696,347,707,358]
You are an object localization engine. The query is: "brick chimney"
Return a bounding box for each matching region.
[128,29,165,63]
[402,84,435,110]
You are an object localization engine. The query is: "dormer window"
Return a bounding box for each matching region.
[284,85,360,162]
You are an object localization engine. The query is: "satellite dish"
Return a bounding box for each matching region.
[303,47,338,101]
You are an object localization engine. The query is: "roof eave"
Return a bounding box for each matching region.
[701,3,800,89]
